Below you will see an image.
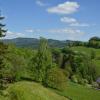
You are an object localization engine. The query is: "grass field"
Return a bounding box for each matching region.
[55,81,100,100]
[0,81,100,100]
[71,46,100,58]
[0,81,67,100]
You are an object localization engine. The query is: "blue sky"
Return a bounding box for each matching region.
[0,0,100,41]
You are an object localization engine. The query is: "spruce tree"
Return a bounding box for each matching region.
[0,12,6,37]
[0,11,7,89]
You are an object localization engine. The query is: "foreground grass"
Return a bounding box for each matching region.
[55,81,100,100]
[2,81,67,100]
[0,81,100,100]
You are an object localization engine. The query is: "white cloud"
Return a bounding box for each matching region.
[48,28,85,40]
[47,28,84,35]
[2,31,25,39]
[61,17,90,27]
[1,28,85,40]
[25,29,35,33]
[61,17,77,23]
[36,0,47,7]
[70,23,89,27]
[25,28,85,40]
[6,31,15,35]
[47,1,80,14]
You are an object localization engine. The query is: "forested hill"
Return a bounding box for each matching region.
[2,36,100,48]
[1,37,73,48]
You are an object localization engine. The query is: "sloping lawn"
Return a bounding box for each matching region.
[71,46,100,58]
[6,81,67,100]
[55,81,100,100]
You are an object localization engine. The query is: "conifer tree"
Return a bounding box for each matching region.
[0,11,6,37]
[0,11,7,89]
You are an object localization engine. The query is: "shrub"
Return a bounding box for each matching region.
[92,82,99,89]
[78,79,88,85]
[71,74,88,85]
[45,68,67,90]
[71,75,78,83]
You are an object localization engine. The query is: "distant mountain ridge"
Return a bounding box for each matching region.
[1,37,78,48]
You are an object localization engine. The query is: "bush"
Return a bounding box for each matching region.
[45,68,67,90]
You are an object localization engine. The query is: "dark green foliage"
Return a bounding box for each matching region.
[91,50,96,59]
[52,47,98,85]
[70,52,97,84]
[89,37,100,41]
[52,48,63,68]
[88,36,100,48]
[0,14,7,89]
[0,15,7,37]
[5,45,34,82]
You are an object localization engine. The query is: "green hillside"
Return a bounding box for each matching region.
[55,81,100,100]
[0,81,67,100]
[0,81,100,100]
[71,46,100,58]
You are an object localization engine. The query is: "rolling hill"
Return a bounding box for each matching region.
[0,81,68,100]
[1,37,78,48]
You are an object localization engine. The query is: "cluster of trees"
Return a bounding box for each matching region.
[0,38,67,90]
[29,38,67,90]
[66,37,100,49]
[52,47,98,85]
[88,37,100,48]
[67,41,85,47]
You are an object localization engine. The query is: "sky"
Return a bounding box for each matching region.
[0,0,100,41]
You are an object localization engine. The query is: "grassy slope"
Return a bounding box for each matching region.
[71,46,100,76]
[71,46,100,57]
[4,81,67,100]
[1,81,100,100]
[55,81,100,100]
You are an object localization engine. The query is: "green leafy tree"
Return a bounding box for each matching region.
[34,38,52,83]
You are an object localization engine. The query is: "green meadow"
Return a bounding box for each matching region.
[55,81,100,100]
